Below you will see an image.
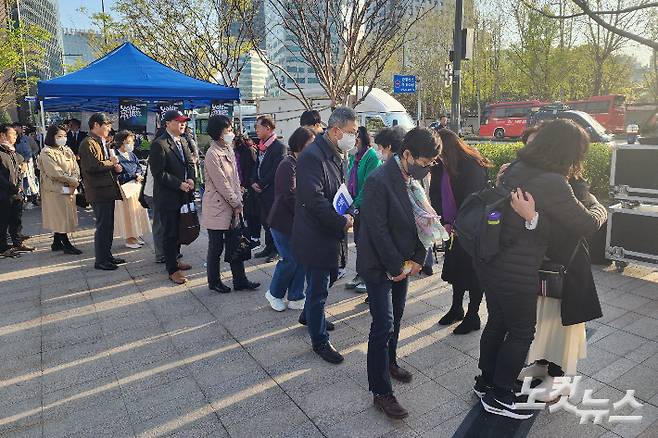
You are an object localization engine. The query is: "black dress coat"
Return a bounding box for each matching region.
[429,159,488,291]
[66,130,87,156]
[356,158,427,284]
[235,143,259,218]
[291,134,347,269]
[252,138,286,224]
[148,133,196,211]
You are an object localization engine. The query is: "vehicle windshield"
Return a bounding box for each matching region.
[577,111,607,134]
[382,112,416,130]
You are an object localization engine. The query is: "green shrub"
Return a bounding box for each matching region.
[472,142,612,205]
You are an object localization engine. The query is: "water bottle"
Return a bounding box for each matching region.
[481,210,502,262]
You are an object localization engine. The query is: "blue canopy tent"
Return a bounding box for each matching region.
[36,42,240,113]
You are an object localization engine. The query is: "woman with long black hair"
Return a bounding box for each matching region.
[430,129,492,334]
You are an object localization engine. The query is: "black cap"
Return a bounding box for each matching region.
[163,110,190,122]
[88,112,112,129]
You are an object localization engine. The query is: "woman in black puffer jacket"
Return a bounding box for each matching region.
[475,119,607,420]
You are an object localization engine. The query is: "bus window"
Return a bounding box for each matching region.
[493,107,506,118]
[506,106,530,118]
[614,95,625,107]
[587,101,610,114]
[481,108,490,125]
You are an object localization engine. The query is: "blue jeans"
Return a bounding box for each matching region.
[366,278,409,395]
[303,267,331,347]
[270,229,306,301]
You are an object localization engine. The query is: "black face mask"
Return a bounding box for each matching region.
[406,156,431,180]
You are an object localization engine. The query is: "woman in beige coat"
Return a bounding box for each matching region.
[201,115,260,294]
[38,124,82,254]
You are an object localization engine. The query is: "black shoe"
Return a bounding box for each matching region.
[209,282,231,294]
[177,253,183,260]
[313,341,344,364]
[51,241,64,251]
[249,239,261,249]
[298,312,335,331]
[110,257,126,265]
[473,375,493,399]
[438,307,464,325]
[265,253,279,263]
[155,256,165,264]
[95,262,118,271]
[481,391,534,420]
[453,314,481,335]
[62,245,83,255]
[422,265,434,276]
[254,248,274,259]
[233,279,260,291]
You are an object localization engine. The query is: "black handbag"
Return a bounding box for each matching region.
[538,240,582,299]
[178,195,200,245]
[224,214,252,263]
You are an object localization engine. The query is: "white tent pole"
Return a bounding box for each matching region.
[39,99,46,150]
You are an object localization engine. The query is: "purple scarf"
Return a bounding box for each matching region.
[441,170,458,234]
[347,147,367,198]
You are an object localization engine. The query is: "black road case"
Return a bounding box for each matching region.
[610,144,658,203]
[606,203,658,272]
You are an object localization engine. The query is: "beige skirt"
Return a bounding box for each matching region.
[114,182,151,239]
[526,296,587,375]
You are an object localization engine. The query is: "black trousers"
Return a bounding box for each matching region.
[0,197,23,250]
[366,277,408,395]
[257,195,276,254]
[91,201,115,264]
[156,207,182,275]
[207,229,246,286]
[478,289,537,394]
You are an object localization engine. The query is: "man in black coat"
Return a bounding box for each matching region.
[251,115,286,261]
[292,106,356,364]
[149,110,196,285]
[66,118,87,157]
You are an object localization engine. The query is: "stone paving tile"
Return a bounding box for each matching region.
[1,213,657,438]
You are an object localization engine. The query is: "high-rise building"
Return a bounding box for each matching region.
[9,0,64,79]
[238,50,268,101]
[62,28,98,69]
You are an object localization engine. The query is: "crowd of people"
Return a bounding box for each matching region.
[0,106,608,423]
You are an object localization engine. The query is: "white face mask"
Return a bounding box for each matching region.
[55,137,67,146]
[124,142,134,152]
[222,132,235,145]
[337,132,356,153]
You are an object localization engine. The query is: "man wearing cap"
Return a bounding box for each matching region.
[79,113,125,270]
[149,110,196,284]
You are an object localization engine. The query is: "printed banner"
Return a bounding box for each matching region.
[118,99,147,134]
[210,101,234,118]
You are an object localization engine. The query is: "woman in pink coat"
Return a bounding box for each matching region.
[201,115,260,293]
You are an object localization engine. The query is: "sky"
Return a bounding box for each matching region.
[59,0,651,66]
[58,0,116,30]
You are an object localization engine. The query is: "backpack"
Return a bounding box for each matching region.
[454,162,533,263]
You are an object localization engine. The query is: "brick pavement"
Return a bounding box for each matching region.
[0,207,656,438]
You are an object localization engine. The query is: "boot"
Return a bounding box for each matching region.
[61,234,83,255]
[51,233,64,251]
[453,290,482,335]
[438,288,465,325]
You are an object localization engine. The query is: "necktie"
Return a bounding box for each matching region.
[175,141,184,162]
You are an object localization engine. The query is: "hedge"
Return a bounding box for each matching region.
[474,142,613,205]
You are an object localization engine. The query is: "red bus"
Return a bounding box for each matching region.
[480,95,626,138]
[565,95,626,134]
[479,100,543,139]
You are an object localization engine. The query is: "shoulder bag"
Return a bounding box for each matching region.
[538,239,582,299]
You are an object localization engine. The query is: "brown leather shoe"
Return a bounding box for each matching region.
[169,271,188,284]
[13,244,35,252]
[390,363,413,383]
[373,394,408,419]
[177,261,192,271]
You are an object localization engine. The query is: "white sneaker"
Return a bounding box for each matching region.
[287,298,305,310]
[265,290,286,312]
[125,241,141,249]
[137,237,146,244]
[517,362,549,381]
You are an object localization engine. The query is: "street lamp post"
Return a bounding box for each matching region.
[450,0,463,133]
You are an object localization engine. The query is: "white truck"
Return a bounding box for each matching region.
[258,87,416,141]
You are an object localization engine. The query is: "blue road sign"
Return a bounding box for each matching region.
[393,74,417,93]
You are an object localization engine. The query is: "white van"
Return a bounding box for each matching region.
[259,87,415,141]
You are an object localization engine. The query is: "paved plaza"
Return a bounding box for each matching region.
[1,207,657,438]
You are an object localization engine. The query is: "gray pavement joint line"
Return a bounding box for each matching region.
[187,287,330,438]
[39,251,45,438]
[83,266,139,438]
[121,268,231,438]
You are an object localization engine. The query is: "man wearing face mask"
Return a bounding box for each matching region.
[357,127,446,419]
[291,106,356,364]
